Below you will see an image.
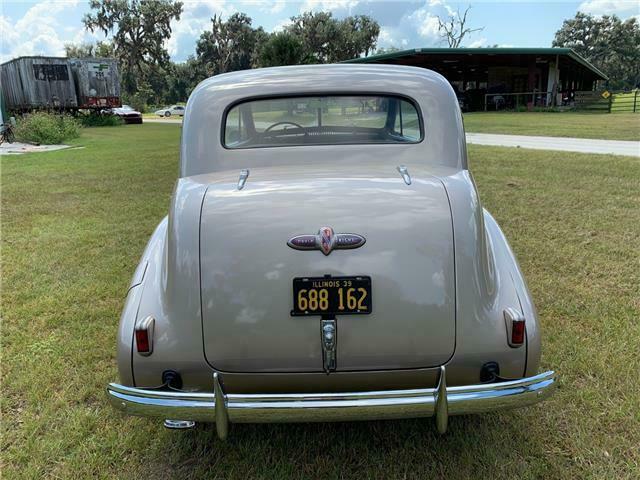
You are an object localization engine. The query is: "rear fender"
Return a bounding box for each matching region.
[117,178,214,389]
[441,170,537,382]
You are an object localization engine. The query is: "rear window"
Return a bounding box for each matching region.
[223,95,422,149]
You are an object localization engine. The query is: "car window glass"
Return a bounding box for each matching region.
[224,95,423,149]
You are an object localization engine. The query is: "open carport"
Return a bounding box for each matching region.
[347,47,608,111]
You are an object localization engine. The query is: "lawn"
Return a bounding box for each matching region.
[2,125,639,479]
[463,112,640,141]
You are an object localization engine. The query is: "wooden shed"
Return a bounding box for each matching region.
[1,56,78,110]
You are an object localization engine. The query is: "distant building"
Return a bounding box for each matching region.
[346,47,607,111]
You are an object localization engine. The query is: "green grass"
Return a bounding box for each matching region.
[2,125,639,478]
[464,112,640,141]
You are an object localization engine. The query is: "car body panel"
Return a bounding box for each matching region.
[200,163,456,373]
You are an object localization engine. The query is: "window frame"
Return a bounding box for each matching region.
[221,92,425,150]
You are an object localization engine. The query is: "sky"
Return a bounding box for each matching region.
[1,0,639,63]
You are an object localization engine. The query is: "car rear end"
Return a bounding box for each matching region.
[107,65,555,436]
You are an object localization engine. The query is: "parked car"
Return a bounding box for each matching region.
[111,105,142,124]
[107,64,556,439]
[154,105,185,117]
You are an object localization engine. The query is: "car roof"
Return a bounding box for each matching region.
[181,64,465,177]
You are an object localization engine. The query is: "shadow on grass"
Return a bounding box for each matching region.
[146,413,552,478]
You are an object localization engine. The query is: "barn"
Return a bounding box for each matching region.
[346,47,608,111]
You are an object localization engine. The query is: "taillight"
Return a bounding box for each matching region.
[135,316,155,356]
[511,317,526,345]
[504,308,525,347]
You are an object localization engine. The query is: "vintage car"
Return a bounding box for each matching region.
[107,64,556,438]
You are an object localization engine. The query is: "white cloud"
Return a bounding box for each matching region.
[578,0,639,17]
[468,37,487,48]
[0,1,86,62]
[166,0,236,59]
[270,0,287,14]
[299,0,359,14]
[378,26,409,49]
[408,5,440,40]
[271,18,293,33]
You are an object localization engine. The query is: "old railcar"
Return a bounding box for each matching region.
[0,56,121,111]
[0,56,78,110]
[69,58,121,108]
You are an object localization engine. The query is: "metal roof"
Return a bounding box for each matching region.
[345,47,607,80]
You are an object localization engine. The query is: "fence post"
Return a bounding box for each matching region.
[608,93,613,113]
[634,91,637,113]
[484,94,488,112]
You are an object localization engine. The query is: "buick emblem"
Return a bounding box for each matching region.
[288,227,366,255]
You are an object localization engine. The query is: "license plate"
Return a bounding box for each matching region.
[291,276,372,316]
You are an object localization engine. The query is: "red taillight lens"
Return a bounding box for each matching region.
[135,329,150,353]
[511,319,526,345]
[135,316,154,356]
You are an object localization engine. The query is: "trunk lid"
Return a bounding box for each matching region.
[200,164,455,373]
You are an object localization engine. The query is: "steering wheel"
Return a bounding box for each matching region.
[264,121,305,132]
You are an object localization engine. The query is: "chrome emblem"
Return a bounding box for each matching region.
[288,227,366,256]
[319,226,335,255]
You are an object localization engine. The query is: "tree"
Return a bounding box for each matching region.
[286,12,380,62]
[553,12,640,89]
[336,15,380,59]
[287,11,338,63]
[257,32,308,67]
[165,57,205,103]
[64,41,114,58]
[83,0,183,93]
[196,13,265,76]
[437,6,483,48]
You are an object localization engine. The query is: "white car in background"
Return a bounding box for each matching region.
[154,105,185,117]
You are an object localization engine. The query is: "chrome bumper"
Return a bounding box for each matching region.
[107,368,556,439]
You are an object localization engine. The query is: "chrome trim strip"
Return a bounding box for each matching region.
[163,419,196,429]
[107,370,556,430]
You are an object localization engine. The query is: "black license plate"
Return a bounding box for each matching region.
[291,276,372,316]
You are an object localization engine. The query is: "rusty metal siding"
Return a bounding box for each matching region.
[69,58,121,108]
[0,57,78,109]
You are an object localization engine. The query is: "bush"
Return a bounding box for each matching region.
[79,114,123,127]
[14,113,81,145]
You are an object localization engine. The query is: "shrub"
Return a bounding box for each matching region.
[14,112,81,145]
[79,113,123,127]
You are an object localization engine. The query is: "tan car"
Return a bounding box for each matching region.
[107,64,556,438]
